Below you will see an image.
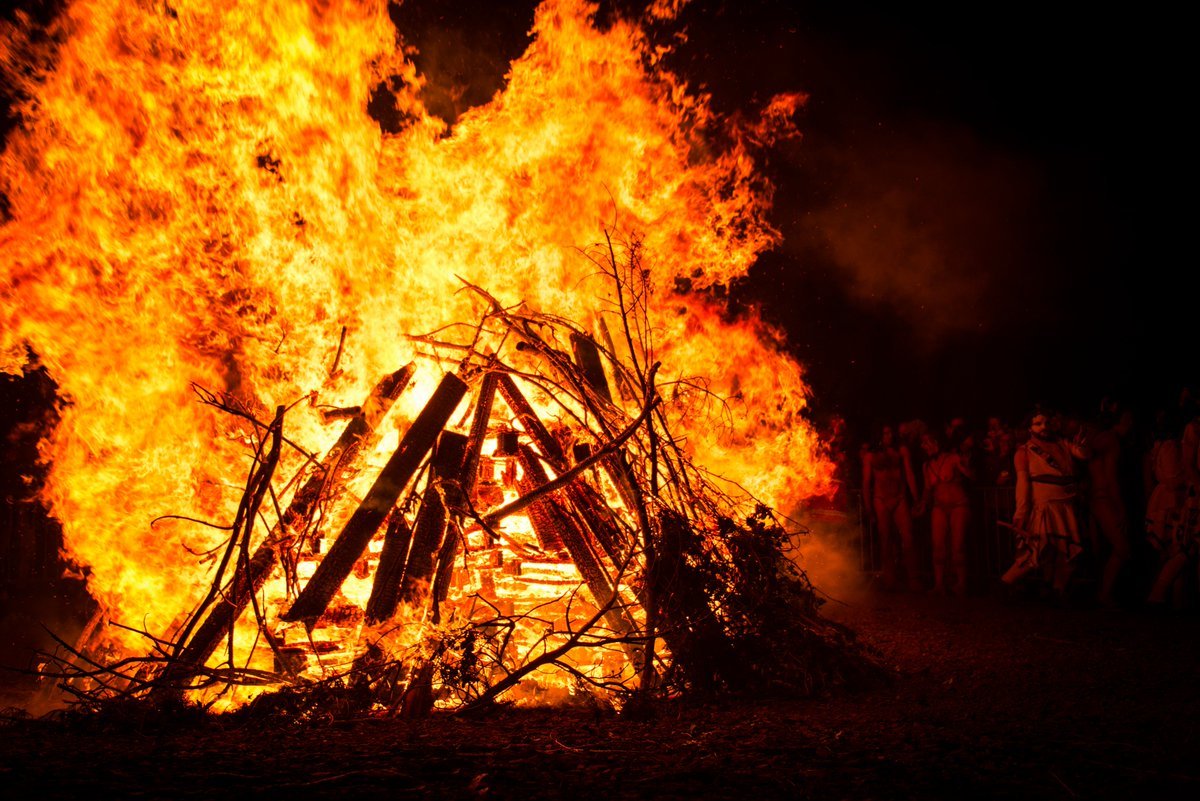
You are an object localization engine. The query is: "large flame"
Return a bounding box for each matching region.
[1,0,832,659]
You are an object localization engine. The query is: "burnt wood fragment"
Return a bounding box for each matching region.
[362,510,414,623]
[497,374,566,468]
[570,331,613,403]
[397,431,469,605]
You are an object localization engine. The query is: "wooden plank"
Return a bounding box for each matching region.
[497,374,566,468]
[362,510,413,624]
[398,431,469,604]
[571,331,613,403]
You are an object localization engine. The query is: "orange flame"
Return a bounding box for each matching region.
[1,0,832,662]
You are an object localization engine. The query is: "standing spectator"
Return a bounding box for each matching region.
[914,429,973,596]
[1087,405,1135,607]
[1000,408,1091,601]
[862,424,922,591]
[1144,409,1186,607]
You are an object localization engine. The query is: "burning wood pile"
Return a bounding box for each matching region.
[40,240,875,717]
[2,0,881,720]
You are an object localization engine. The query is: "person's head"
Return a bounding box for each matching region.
[878,424,895,448]
[1027,406,1057,441]
[900,419,927,446]
[1152,407,1182,442]
[920,431,942,457]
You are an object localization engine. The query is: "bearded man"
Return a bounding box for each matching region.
[1000,408,1091,599]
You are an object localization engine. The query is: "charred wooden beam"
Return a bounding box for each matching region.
[391,482,445,607]
[517,445,636,641]
[427,375,500,620]
[164,365,414,678]
[362,510,413,623]
[397,431,469,605]
[283,372,468,624]
[516,461,566,554]
[497,373,566,469]
[570,331,613,404]
[460,372,499,503]
[566,479,630,564]
[430,519,462,616]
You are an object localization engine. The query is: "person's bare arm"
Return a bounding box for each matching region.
[1013,446,1031,529]
[956,452,975,481]
[1182,421,1200,487]
[901,445,919,501]
[1100,431,1125,516]
[914,462,933,516]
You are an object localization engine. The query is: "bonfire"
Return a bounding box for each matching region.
[1,0,875,716]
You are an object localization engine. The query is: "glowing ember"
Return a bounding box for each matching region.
[1,0,833,705]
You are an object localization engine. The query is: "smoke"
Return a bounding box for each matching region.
[785,504,870,609]
[788,118,1046,347]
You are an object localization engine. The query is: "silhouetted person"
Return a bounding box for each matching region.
[1088,406,1135,607]
[1001,408,1090,601]
[1145,409,1186,607]
[915,429,973,596]
[981,416,1015,486]
[862,424,921,591]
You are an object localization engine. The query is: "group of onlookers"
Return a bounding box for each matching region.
[851,390,1200,610]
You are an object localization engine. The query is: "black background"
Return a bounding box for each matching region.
[387,0,1194,442]
[3,0,1193,440]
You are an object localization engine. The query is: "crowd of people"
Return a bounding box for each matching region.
[840,390,1200,611]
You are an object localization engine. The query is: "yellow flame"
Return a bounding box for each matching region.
[1,0,832,659]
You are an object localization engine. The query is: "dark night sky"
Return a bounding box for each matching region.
[391,0,1194,440]
[2,0,1192,439]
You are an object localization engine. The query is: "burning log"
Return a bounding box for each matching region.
[430,377,499,614]
[430,520,462,608]
[516,456,567,554]
[397,431,469,605]
[283,372,468,624]
[516,444,636,640]
[459,372,499,502]
[158,365,415,686]
[570,331,613,404]
[497,373,567,469]
[362,510,414,624]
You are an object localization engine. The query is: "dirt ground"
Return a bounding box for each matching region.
[2,589,1198,800]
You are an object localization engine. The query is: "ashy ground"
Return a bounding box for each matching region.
[2,589,1197,799]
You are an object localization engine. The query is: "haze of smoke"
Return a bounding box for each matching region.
[786,506,870,608]
[796,119,1044,345]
